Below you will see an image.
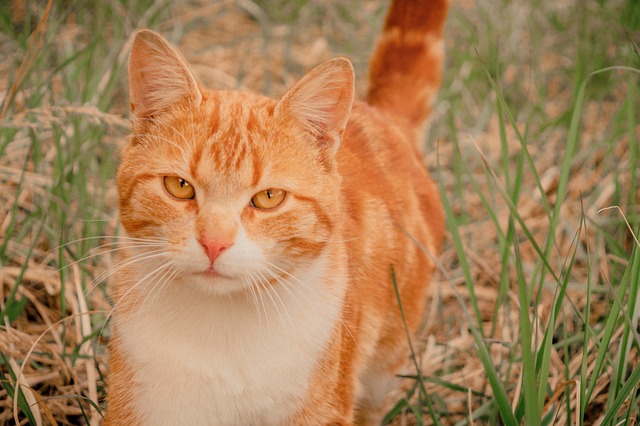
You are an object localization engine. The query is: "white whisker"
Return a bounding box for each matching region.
[107,255,177,324]
[255,270,290,326]
[250,272,270,329]
[261,263,298,302]
[85,249,169,295]
[62,241,167,275]
[138,261,181,309]
[263,260,327,303]
[55,234,168,255]
[242,275,263,326]
[263,260,358,347]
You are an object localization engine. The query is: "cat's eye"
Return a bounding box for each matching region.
[164,176,196,200]
[251,189,286,210]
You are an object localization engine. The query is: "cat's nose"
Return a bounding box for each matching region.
[198,237,232,265]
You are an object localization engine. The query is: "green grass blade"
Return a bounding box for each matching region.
[585,245,638,407]
[0,353,37,425]
[390,266,442,426]
[599,362,640,426]
[607,244,640,410]
[511,219,541,426]
[537,218,582,417]
[467,323,518,425]
[437,152,485,334]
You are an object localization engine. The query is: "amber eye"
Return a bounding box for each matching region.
[251,189,286,209]
[163,176,196,200]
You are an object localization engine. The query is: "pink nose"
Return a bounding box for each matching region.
[199,238,231,265]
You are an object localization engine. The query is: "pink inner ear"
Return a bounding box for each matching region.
[128,30,201,117]
[277,58,355,144]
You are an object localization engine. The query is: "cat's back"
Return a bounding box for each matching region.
[338,101,443,245]
[335,101,444,374]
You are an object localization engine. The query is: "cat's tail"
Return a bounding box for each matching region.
[366,0,449,136]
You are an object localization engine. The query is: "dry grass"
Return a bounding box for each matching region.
[1,0,639,425]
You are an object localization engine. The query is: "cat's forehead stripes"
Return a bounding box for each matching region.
[190,93,273,184]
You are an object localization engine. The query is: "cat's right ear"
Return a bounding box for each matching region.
[128,29,202,119]
[276,58,355,155]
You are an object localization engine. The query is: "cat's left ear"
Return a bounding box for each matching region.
[276,58,355,153]
[128,29,202,119]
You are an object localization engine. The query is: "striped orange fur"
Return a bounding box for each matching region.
[105,0,448,424]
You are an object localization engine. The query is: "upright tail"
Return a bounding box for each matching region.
[366,0,449,136]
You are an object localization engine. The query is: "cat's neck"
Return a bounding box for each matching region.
[112,250,349,425]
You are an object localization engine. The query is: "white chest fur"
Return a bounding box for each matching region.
[116,257,344,425]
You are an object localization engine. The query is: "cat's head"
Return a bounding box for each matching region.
[117,30,354,296]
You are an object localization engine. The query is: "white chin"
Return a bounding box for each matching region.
[188,273,249,296]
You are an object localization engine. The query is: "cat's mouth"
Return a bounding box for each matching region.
[197,266,233,280]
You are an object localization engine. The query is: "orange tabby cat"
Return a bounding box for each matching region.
[105,0,448,424]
